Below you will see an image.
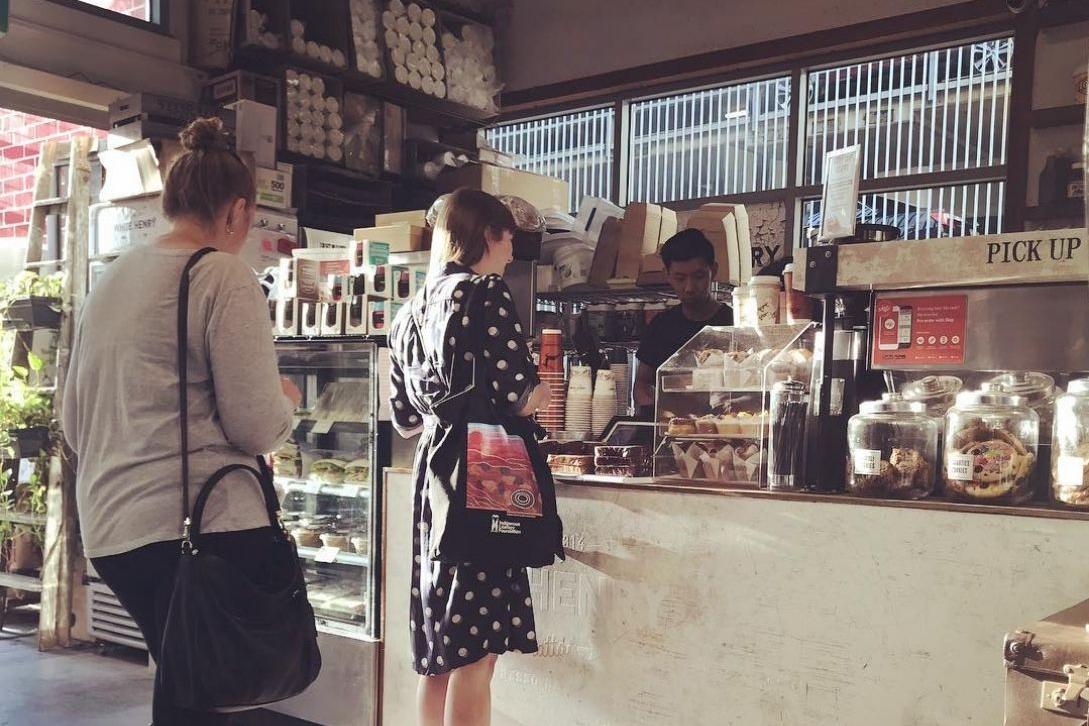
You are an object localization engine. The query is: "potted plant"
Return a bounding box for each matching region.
[0,352,54,460]
[0,459,48,603]
[0,271,65,331]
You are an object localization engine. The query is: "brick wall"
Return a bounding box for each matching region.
[0,110,105,241]
[0,2,147,244]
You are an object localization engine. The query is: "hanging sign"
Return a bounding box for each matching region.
[1,0,9,37]
[819,145,861,242]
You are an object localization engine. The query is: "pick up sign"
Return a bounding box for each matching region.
[795,228,1088,291]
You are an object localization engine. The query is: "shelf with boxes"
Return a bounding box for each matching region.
[273,215,430,337]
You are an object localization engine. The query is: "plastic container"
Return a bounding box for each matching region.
[1051,378,1089,508]
[847,393,938,499]
[943,384,1039,504]
[553,244,594,290]
[768,379,808,491]
[732,286,751,327]
[749,276,781,324]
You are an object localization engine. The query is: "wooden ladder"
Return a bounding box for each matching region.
[0,136,93,649]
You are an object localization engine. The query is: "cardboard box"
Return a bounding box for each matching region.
[345,296,368,334]
[353,224,430,253]
[255,165,293,210]
[203,70,280,108]
[588,216,624,286]
[228,100,277,168]
[577,196,625,243]
[636,253,668,287]
[284,250,351,300]
[299,300,322,336]
[688,203,751,284]
[368,298,392,335]
[274,298,299,336]
[391,265,426,301]
[615,203,677,280]
[437,163,570,212]
[375,210,428,226]
[320,301,346,336]
[349,240,392,297]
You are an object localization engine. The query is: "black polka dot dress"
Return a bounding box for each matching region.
[389,262,541,676]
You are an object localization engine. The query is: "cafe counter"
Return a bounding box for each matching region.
[380,469,1089,725]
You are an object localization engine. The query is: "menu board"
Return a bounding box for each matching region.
[872,294,968,367]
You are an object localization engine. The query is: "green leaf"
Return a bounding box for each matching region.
[27,351,43,372]
[10,366,27,379]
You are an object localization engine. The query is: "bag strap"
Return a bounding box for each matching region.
[177,248,284,552]
[177,247,217,534]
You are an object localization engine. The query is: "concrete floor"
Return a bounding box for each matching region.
[0,610,316,726]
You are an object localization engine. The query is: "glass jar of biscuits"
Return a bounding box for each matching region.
[1051,378,1089,508]
[846,393,937,499]
[943,384,1039,504]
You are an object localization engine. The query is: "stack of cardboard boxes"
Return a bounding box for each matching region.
[273,212,430,337]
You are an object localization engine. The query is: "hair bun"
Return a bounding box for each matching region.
[179,117,230,153]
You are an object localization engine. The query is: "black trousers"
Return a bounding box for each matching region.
[91,527,282,726]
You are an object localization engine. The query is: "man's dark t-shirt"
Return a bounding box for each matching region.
[636,303,734,372]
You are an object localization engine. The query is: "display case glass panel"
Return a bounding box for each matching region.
[274,339,381,640]
[653,324,816,486]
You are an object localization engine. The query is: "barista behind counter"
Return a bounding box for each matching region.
[633,229,733,415]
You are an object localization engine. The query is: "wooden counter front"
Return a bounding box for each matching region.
[381,469,1089,725]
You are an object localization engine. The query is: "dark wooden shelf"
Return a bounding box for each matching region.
[1039,0,1089,28]
[340,71,497,128]
[1031,104,1085,129]
[1024,200,1085,221]
[537,285,677,303]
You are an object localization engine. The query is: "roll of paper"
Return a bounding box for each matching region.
[290,19,306,38]
[407,3,422,22]
[408,70,423,90]
[292,37,307,55]
[421,7,436,27]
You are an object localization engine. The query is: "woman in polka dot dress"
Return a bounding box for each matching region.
[389,189,554,726]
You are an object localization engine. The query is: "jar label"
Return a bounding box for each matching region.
[947,453,974,481]
[852,449,882,476]
[1057,456,1085,487]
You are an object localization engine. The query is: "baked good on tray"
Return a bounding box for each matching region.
[547,454,594,476]
[667,417,697,436]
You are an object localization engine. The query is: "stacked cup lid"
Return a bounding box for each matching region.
[565,366,594,439]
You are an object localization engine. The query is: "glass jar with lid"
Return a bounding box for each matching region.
[1051,378,1089,508]
[943,383,1039,504]
[846,393,938,499]
[901,375,963,417]
[990,372,1056,493]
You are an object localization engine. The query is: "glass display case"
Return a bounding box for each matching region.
[653,324,816,486]
[273,338,382,640]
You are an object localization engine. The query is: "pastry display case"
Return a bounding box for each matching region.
[653,323,816,486]
[273,338,383,640]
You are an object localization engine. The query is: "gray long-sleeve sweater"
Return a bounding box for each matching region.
[62,246,294,558]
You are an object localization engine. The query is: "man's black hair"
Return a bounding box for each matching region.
[660,228,715,268]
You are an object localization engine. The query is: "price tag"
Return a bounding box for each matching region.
[305,480,323,495]
[851,449,882,476]
[315,546,340,563]
[946,453,974,482]
[1057,456,1086,488]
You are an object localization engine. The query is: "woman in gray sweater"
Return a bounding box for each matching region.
[62,117,301,726]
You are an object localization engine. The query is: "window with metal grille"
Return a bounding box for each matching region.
[802,181,1006,240]
[801,37,1012,239]
[628,77,791,204]
[486,107,615,211]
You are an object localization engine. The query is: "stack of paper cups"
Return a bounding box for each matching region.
[592,368,618,438]
[564,366,593,439]
[535,330,566,435]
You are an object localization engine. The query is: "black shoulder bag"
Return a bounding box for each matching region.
[156,247,321,710]
[425,275,565,568]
